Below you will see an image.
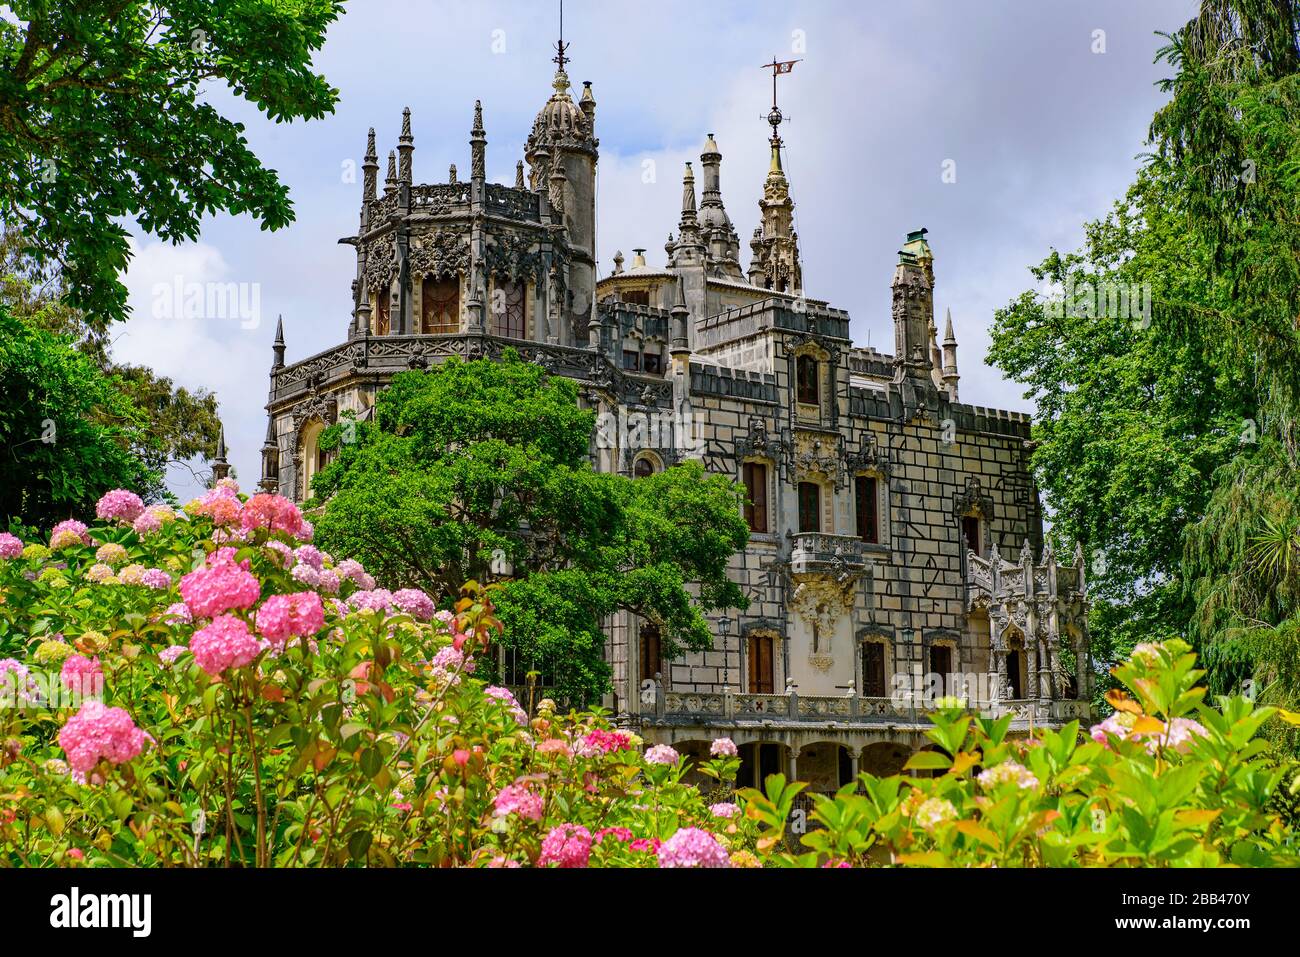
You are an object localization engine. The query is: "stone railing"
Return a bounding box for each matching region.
[410,182,471,213]
[787,532,868,575]
[644,686,1088,726]
[484,182,541,222]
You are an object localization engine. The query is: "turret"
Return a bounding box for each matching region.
[210,425,230,484]
[698,134,744,280]
[941,307,960,400]
[892,229,936,381]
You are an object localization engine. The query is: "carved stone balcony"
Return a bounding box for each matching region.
[786,532,868,579]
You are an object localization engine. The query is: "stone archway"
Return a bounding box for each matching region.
[860,741,910,777]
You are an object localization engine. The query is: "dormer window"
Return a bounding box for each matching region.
[796,354,819,406]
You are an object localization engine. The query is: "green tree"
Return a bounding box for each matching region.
[0,301,158,528]
[1,226,222,485]
[988,1,1300,720]
[308,354,750,704]
[0,1,343,327]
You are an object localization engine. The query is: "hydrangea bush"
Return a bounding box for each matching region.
[742,640,1300,867]
[2,486,1297,868]
[0,485,750,867]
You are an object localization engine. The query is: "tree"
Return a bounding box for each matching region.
[1,226,222,486]
[0,1,343,327]
[308,354,751,704]
[0,301,158,528]
[987,1,1300,718]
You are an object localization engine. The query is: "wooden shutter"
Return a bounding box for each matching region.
[798,482,820,533]
[747,634,774,694]
[862,642,886,697]
[743,463,768,533]
[856,475,879,543]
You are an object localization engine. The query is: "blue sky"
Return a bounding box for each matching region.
[109,0,1200,496]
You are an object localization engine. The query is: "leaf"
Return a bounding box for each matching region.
[1105,691,1142,715]
[953,819,999,849]
[904,751,953,771]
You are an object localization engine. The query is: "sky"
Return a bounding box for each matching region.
[110,0,1201,497]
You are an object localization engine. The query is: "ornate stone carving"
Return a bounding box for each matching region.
[484,230,545,285]
[409,229,468,279]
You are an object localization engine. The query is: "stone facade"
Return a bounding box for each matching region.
[258,43,1090,792]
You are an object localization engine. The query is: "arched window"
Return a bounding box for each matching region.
[421,276,460,334]
[633,456,657,479]
[491,279,526,339]
[796,354,819,405]
[929,643,953,697]
[372,291,390,335]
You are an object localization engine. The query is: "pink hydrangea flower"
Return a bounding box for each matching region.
[290,563,322,588]
[316,569,340,594]
[293,545,324,569]
[576,729,634,756]
[335,558,375,590]
[94,543,127,565]
[484,685,527,724]
[536,737,572,758]
[656,827,730,868]
[61,655,104,696]
[349,588,395,613]
[188,485,242,526]
[132,511,160,536]
[58,700,146,777]
[254,592,325,647]
[492,782,544,821]
[180,554,261,619]
[95,489,145,523]
[710,737,739,758]
[629,838,661,853]
[539,824,592,868]
[0,533,22,559]
[594,826,634,845]
[50,520,90,550]
[264,540,294,569]
[644,744,680,766]
[0,659,38,704]
[163,602,193,625]
[240,493,307,538]
[189,615,262,676]
[158,646,188,666]
[709,802,740,819]
[393,588,435,620]
[85,563,115,584]
[140,568,172,590]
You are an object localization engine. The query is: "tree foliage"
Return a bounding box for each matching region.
[0,302,157,528]
[308,354,750,704]
[0,1,343,326]
[987,1,1300,722]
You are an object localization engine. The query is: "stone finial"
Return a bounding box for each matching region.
[680,161,697,221]
[612,250,624,275]
[448,163,458,184]
[362,127,378,202]
[397,107,414,183]
[384,150,397,191]
[272,314,285,369]
[670,275,690,355]
[470,100,486,181]
[515,160,526,190]
[211,425,230,483]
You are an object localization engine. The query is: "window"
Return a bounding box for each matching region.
[747,633,775,694]
[622,290,650,306]
[633,457,656,479]
[642,352,663,375]
[796,354,819,406]
[961,515,982,557]
[862,641,887,697]
[742,462,768,534]
[622,350,641,371]
[1006,649,1024,699]
[491,279,526,339]
[797,482,820,533]
[499,645,555,688]
[930,644,953,696]
[639,623,662,683]
[372,291,390,335]
[420,276,459,334]
[855,475,879,543]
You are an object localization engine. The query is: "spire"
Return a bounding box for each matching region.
[515,160,525,190]
[892,229,936,381]
[941,306,960,400]
[272,315,285,369]
[699,133,743,280]
[750,59,803,294]
[680,162,697,224]
[470,100,486,182]
[670,275,690,356]
[211,425,230,483]
[397,107,414,184]
[384,150,397,192]
[259,417,279,493]
[362,127,378,204]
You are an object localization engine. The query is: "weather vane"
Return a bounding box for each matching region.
[761,55,800,137]
[554,0,570,72]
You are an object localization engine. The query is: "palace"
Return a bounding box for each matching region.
[255,39,1091,793]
